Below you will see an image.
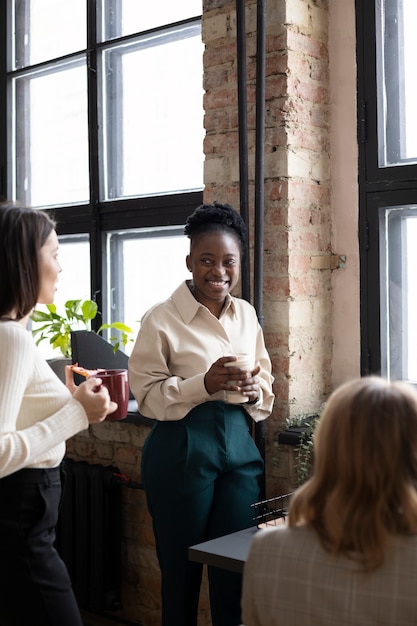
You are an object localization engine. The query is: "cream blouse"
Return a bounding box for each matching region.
[128,280,274,422]
[0,321,89,478]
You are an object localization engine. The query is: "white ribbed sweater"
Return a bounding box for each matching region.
[0,321,89,478]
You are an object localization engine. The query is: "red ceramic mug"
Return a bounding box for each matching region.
[92,369,129,421]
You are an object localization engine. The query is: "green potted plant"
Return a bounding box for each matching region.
[280,410,323,487]
[30,299,134,358]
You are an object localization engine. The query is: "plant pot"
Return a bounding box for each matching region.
[48,357,71,383]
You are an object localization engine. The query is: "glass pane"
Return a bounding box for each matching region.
[13,60,89,208]
[101,25,204,200]
[406,219,417,380]
[13,0,86,69]
[376,0,417,166]
[100,0,201,41]
[31,235,91,359]
[105,228,190,354]
[380,206,417,382]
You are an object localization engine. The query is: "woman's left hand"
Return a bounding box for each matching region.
[204,357,261,402]
[64,365,77,394]
[238,363,261,403]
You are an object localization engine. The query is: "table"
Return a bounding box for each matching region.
[188,526,259,574]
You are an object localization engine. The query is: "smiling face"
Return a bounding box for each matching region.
[37,230,62,305]
[186,230,241,316]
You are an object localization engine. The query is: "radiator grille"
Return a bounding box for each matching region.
[56,458,122,613]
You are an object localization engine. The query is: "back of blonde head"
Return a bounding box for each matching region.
[289,376,417,571]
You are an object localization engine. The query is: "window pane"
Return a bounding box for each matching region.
[376,0,417,166]
[380,206,417,381]
[405,219,417,380]
[13,0,86,69]
[99,0,201,41]
[32,235,91,359]
[105,228,189,354]
[101,25,204,200]
[55,236,91,308]
[13,60,89,207]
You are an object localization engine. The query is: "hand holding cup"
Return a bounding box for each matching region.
[65,365,128,422]
[223,353,254,404]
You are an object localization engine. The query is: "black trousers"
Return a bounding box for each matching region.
[142,401,264,626]
[0,466,83,626]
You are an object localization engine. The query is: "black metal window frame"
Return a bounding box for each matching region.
[356,0,417,376]
[0,1,203,329]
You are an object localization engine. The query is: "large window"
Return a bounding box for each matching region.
[1,0,204,352]
[357,0,417,381]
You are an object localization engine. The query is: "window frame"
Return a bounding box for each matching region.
[0,1,203,331]
[356,0,417,378]
[357,0,417,185]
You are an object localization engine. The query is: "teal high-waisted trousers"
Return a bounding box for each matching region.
[141,401,264,626]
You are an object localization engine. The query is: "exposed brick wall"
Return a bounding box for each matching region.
[203,0,331,498]
[66,1,333,624]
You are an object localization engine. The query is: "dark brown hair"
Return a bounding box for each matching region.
[289,376,417,571]
[0,202,56,320]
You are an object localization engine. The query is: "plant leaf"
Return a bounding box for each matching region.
[98,322,133,333]
[81,300,98,321]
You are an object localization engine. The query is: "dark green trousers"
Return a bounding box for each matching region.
[141,401,264,626]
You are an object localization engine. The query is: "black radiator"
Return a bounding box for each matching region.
[56,458,122,613]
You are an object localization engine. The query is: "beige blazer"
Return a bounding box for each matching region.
[242,525,417,625]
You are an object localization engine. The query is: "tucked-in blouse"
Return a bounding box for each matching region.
[128,280,274,422]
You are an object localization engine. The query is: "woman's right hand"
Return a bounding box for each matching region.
[71,376,118,424]
[65,365,117,423]
[204,356,247,395]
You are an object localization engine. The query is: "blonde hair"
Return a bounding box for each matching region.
[288,376,417,571]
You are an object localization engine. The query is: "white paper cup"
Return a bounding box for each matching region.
[224,353,253,404]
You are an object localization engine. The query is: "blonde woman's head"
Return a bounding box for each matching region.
[289,376,417,570]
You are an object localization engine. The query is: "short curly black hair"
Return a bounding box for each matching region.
[184,201,247,252]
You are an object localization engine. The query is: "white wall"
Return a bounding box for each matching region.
[329,0,361,386]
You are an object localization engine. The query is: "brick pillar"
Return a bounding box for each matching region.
[203,0,331,495]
